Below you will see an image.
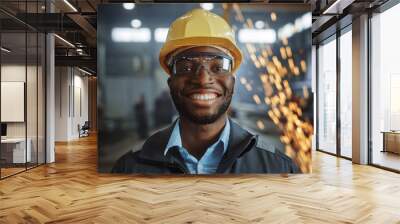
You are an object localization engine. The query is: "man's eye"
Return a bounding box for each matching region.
[215,66,223,72]
[183,66,192,71]
[212,65,225,73]
[175,61,193,74]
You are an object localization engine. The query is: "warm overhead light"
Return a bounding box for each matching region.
[271,12,277,21]
[154,28,169,42]
[78,67,92,76]
[238,29,276,43]
[123,3,135,10]
[111,28,151,43]
[200,3,214,11]
[54,34,75,48]
[1,47,11,53]
[130,19,142,28]
[63,0,78,12]
[254,20,265,29]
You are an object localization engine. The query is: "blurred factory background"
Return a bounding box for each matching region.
[97,3,312,172]
[1,1,400,223]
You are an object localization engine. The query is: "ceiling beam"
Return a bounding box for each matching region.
[67,13,97,46]
[322,0,356,14]
[55,55,96,70]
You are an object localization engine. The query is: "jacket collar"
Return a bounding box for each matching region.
[136,118,257,172]
[164,118,231,157]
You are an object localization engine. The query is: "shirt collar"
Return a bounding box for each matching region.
[164,118,230,156]
[164,120,183,155]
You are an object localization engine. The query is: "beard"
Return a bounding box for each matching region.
[170,89,233,125]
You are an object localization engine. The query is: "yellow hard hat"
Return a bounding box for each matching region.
[159,8,243,76]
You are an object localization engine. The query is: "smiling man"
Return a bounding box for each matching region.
[112,8,300,174]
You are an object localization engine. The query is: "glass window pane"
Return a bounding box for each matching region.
[0,1,46,179]
[1,30,28,177]
[340,30,352,158]
[318,38,337,154]
[371,3,400,171]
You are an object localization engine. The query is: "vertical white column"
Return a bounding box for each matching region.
[46,1,55,163]
[352,14,369,164]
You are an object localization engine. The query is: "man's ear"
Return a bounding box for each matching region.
[230,74,236,94]
[167,77,171,88]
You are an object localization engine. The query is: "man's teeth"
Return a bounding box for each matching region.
[190,93,217,100]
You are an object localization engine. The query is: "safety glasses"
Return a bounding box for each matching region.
[169,52,233,77]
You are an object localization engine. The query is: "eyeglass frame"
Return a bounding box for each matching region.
[168,52,234,77]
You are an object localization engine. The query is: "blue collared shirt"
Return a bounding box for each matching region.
[164,119,230,174]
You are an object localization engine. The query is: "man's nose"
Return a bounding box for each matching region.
[193,65,213,85]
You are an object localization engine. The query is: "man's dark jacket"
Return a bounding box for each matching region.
[112,119,301,174]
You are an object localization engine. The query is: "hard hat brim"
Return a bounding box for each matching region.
[159,36,242,76]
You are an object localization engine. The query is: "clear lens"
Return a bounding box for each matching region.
[172,55,232,76]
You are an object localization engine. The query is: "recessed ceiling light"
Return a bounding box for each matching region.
[255,20,265,29]
[200,3,214,11]
[123,3,135,10]
[131,19,142,28]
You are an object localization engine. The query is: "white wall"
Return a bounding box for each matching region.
[71,73,89,138]
[1,65,40,138]
[55,67,69,141]
[1,65,26,137]
[55,67,89,141]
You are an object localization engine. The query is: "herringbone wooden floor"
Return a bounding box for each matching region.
[1,135,400,224]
